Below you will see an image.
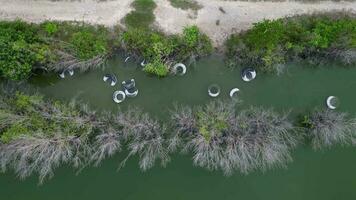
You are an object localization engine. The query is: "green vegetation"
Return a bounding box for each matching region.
[0,20,116,81]
[40,21,115,72]
[169,0,202,11]
[122,26,212,77]
[0,21,46,80]
[0,91,92,143]
[2,12,356,182]
[69,31,107,60]
[0,19,211,79]
[123,0,156,30]
[226,13,356,73]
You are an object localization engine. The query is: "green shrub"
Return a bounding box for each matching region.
[0,20,116,80]
[0,123,28,143]
[0,20,46,80]
[43,22,58,36]
[143,59,169,77]
[70,31,107,60]
[181,26,213,58]
[122,26,212,77]
[226,13,356,73]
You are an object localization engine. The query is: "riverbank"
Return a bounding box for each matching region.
[1,0,355,47]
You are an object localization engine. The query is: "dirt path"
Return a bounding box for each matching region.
[0,0,355,46]
[0,0,134,26]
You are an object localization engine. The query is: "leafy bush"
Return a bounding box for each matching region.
[0,21,48,80]
[0,20,116,80]
[181,26,213,58]
[122,26,212,77]
[43,22,58,36]
[143,59,169,77]
[70,31,107,60]
[226,13,356,73]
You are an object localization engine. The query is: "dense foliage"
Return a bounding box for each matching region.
[226,13,356,73]
[44,21,115,72]
[0,21,47,80]
[0,19,212,79]
[122,26,213,76]
[0,20,116,81]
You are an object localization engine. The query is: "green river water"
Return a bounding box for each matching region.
[1,55,356,200]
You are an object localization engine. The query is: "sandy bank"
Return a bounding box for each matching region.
[0,0,134,26]
[155,0,356,46]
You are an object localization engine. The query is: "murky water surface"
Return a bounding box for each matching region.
[1,55,356,200]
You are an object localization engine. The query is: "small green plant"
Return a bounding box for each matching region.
[183,26,200,48]
[143,60,169,77]
[43,22,58,36]
[182,26,213,56]
[299,114,313,129]
[0,124,28,143]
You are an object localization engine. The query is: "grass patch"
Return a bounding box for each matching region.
[169,0,202,11]
[123,0,156,30]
